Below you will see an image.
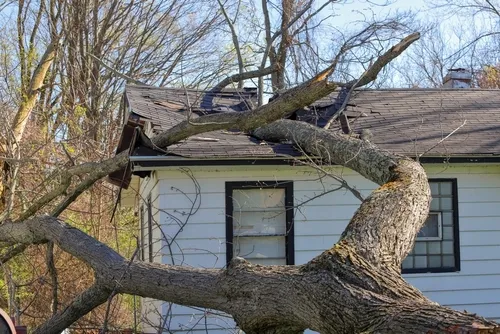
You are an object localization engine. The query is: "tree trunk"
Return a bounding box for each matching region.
[0,214,497,334]
[0,40,58,214]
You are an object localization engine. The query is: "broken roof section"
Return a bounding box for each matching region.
[124,85,301,159]
[123,85,500,160]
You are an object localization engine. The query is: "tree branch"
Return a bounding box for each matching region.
[16,151,128,222]
[152,33,419,149]
[0,217,498,334]
[11,39,58,146]
[0,244,28,264]
[213,66,276,90]
[254,119,430,269]
[86,52,146,86]
[33,283,111,334]
[217,0,245,88]
[345,32,421,88]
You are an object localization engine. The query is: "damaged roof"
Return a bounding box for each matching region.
[124,85,500,160]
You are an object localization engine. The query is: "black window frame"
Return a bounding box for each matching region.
[403,178,461,274]
[139,205,145,261]
[225,181,295,265]
[147,194,153,262]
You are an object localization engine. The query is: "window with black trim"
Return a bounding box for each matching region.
[402,179,460,273]
[226,181,294,265]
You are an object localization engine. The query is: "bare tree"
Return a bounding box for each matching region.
[0,0,223,330]
[389,0,500,88]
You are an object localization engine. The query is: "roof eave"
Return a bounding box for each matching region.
[129,153,500,171]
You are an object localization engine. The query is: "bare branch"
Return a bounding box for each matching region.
[16,151,128,222]
[33,283,111,334]
[86,52,146,86]
[0,244,28,264]
[418,119,468,159]
[153,33,419,149]
[213,66,276,90]
[345,32,421,88]
[217,0,245,88]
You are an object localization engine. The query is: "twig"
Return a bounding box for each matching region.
[0,156,37,163]
[46,242,58,315]
[86,52,145,86]
[0,244,28,264]
[417,120,467,159]
[323,75,364,130]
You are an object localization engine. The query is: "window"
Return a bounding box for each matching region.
[226,181,294,265]
[402,179,460,273]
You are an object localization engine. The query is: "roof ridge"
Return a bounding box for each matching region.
[125,84,257,93]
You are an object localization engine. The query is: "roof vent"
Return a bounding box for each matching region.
[443,68,472,88]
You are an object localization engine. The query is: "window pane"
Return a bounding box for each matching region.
[233,210,286,235]
[428,255,441,268]
[443,255,455,267]
[442,241,454,254]
[428,242,441,254]
[441,198,453,210]
[414,256,427,268]
[402,257,413,269]
[233,236,286,260]
[430,182,439,194]
[232,188,285,210]
[430,198,440,211]
[414,242,427,255]
[418,214,440,238]
[442,212,453,226]
[440,182,452,195]
[443,226,454,240]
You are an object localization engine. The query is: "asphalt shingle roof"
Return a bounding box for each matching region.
[125,84,500,159]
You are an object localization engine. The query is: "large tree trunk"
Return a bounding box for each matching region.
[0,132,497,333]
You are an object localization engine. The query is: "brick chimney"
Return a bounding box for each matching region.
[443,68,472,88]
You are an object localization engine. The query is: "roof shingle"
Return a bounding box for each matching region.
[125,85,500,159]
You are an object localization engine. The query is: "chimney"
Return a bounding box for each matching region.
[443,68,472,88]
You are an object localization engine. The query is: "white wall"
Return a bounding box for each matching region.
[138,172,167,333]
[138,163,500,333]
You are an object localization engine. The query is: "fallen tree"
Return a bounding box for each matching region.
[1,32,499,334]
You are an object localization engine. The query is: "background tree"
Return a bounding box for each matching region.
[0,0,222,330]
[388,0,500,88]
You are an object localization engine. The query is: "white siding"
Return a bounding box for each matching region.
[138,172,165,333]
[140,163,500,333]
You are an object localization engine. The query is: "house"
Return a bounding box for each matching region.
[111,70,500,333]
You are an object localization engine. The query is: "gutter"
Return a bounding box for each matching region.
[129,154,500,171]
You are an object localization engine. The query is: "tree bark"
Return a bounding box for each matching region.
[0,40,58,213]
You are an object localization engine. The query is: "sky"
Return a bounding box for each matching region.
[326,0,428,28]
